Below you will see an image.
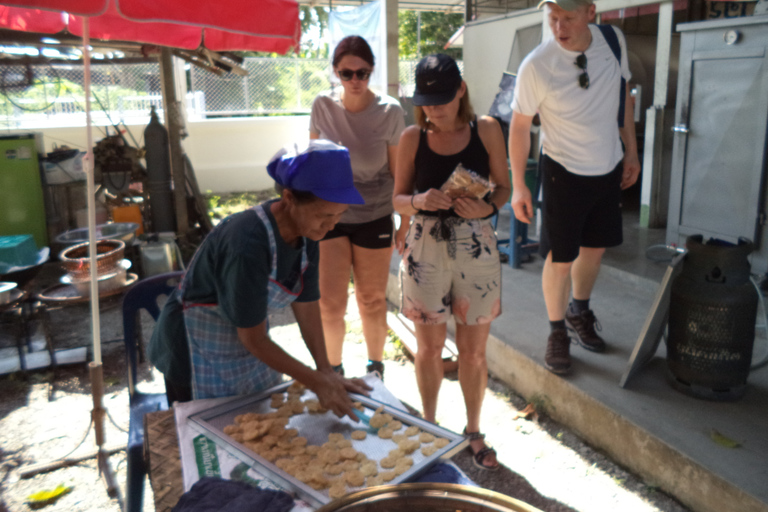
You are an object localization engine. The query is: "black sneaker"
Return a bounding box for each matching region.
[545,329,572,374]
[366,360,384,381]
[565,309,606,353]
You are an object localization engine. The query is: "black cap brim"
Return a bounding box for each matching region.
[412,87,459,107]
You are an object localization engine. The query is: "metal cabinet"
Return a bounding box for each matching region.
[667,16,768,273]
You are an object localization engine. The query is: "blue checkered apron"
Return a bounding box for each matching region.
[183,204,308,399]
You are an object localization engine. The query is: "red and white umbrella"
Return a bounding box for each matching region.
[0,0,301,498]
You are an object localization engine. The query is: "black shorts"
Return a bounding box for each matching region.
[539,154,623,263]
[322,214,394,249]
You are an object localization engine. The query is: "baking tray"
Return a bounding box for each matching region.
[187,381,468,508]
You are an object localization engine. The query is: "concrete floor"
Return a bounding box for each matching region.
[388,207,768,512]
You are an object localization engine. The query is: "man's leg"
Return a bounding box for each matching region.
[542,251,574,374]
[542,251,573,322]
[566,246,607,352]
[571,246,605,301]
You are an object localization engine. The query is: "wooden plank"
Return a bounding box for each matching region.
[145,409,184,512]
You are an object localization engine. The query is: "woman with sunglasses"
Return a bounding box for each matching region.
[393,54,510,471]
[309,35,406,380]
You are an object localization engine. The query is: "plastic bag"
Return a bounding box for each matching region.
[439,164,494,199]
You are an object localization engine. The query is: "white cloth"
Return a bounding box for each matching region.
[512,24,631,176]
[328,1,385,93]
[310,91,405,224]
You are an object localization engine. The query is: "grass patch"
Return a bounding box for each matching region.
[206,190,278,222]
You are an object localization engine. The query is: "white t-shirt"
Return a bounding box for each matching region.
[512,24,631,176]
[310,91,405,224]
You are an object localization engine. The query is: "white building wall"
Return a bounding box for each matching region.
[4,115,310,193]
[463,10,543,116]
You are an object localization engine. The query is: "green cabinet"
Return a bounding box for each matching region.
[0,134,48,248]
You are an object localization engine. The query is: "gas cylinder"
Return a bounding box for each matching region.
[144,106,176,233]
[667,235,757,400]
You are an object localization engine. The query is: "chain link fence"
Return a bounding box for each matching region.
[0,57,462,128]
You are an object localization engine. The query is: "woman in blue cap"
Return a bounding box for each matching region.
[393,54,510,470]
[149,140,371,419]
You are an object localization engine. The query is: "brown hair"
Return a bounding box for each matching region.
[332,36,375,68]
[414,85,475,130]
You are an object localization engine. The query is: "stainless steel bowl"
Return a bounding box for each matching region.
[0,281,18,305]
[54,222,139,246]
[315,483,544,512]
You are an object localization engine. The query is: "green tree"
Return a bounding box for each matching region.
[399,10,464,60]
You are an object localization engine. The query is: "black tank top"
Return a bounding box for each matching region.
[413,120,491,217]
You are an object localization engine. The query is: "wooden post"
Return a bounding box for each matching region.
[159,48,189,236]
[385,0,399,99]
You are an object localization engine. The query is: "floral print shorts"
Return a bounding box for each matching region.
[399,214,501,326]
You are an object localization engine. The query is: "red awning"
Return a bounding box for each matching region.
[0,6,66,33]
[0,0,300,53]
[0,0,105,16]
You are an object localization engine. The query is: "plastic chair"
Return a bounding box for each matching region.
[122,271,183,512]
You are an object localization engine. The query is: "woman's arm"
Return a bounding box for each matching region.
[393,126,452,216]
[237,311,368,421]
[453,116,511,219]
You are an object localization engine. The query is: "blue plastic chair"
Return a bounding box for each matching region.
[122,271,183,512]
[495,159,541,268]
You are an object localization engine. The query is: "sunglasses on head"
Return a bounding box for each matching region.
[338,68,371,81]
[575,53,589,89]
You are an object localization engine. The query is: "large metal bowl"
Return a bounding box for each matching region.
[0,282,18,305]
[315,483,544,512]
[60,260,131,297]
[54,222,139,246]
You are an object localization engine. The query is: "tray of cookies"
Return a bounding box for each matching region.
[186,380,468,508]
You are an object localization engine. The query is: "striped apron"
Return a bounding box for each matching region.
[183,204,308,399]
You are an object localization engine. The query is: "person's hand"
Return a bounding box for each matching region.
[394,221,409,255]
[311,369,372,422]
[414,189,452,212]
[453,196,494,219]
[511,186,533,224]
[621,155,641,190]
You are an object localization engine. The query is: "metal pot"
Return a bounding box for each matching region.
[0,282,18,305]
[315,483,543,512]
[59,239,125,280]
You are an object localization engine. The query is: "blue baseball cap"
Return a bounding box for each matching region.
[267,140,364,205]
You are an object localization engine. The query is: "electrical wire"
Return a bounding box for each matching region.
[49,418,94,461]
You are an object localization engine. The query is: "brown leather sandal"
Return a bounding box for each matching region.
[464,428,500,471]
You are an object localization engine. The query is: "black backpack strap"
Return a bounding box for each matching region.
[597,24,625,128]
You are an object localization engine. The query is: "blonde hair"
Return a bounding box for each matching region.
[414,87,475,130]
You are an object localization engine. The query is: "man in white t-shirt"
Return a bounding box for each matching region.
[508,0,640,375]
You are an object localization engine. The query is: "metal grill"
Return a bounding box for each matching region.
[0,58,459,128]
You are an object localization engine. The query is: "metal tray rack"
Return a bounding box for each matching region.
[187,381,468,508]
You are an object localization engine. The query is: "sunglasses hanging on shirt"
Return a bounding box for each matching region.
[338,68,372,81]
[575,53,589,89]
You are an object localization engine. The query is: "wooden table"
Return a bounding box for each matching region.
[144,409,184,511]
